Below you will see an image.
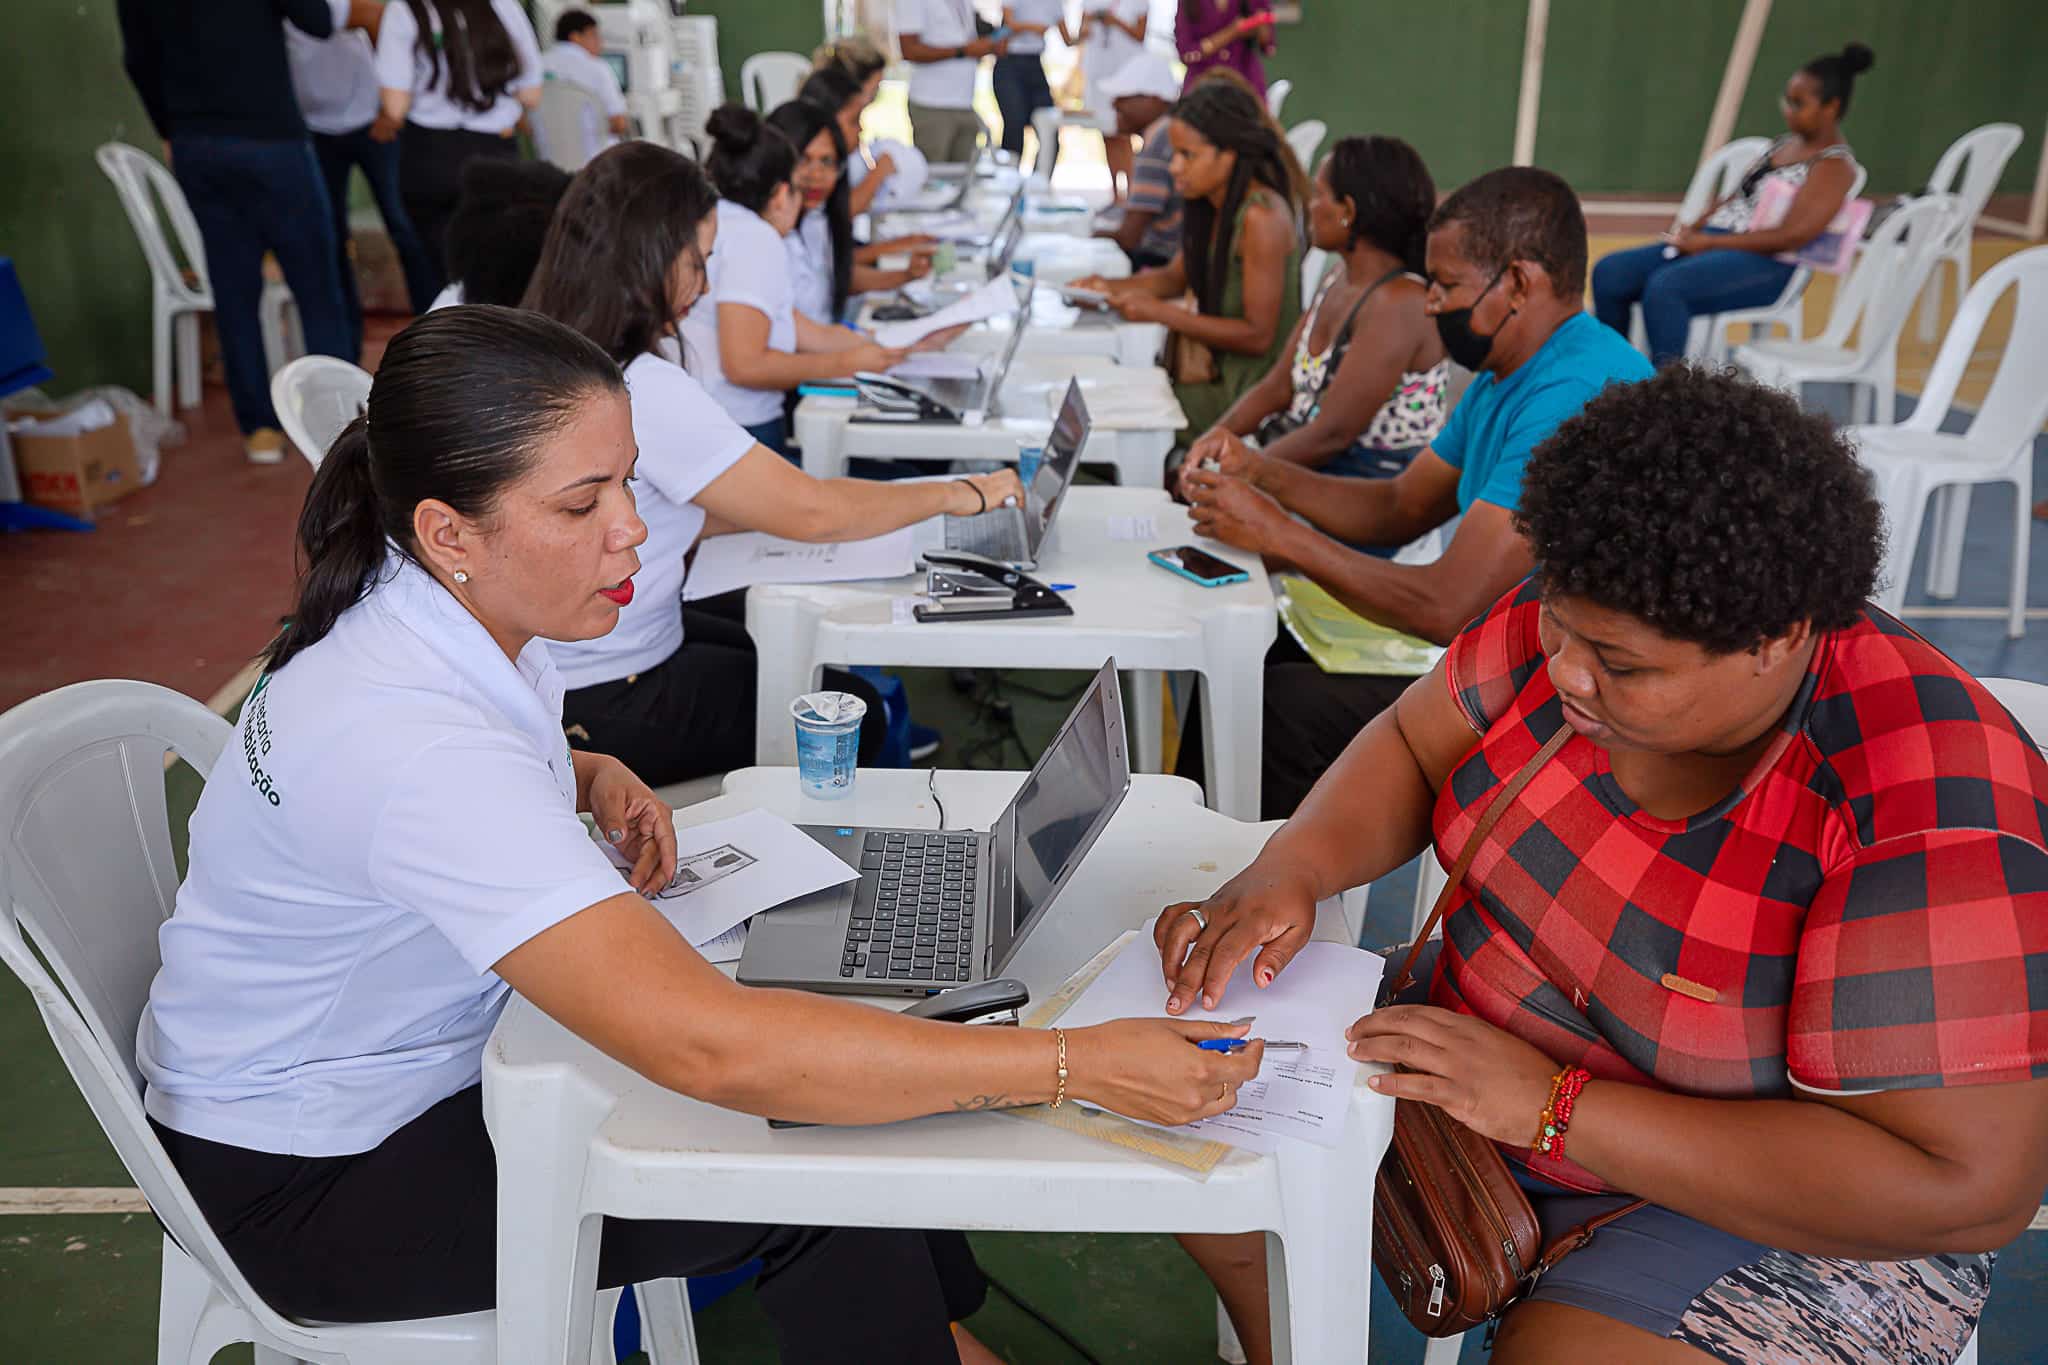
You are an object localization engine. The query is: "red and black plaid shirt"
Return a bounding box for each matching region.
[1432,582,2048,1178]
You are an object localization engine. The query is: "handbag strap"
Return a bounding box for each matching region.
[1380,724,1571,1005]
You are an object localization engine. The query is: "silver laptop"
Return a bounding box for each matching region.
[985,209,1028,280]
[738,661,1130,996]
[908,274,1036,420]
[938,378,1090,569]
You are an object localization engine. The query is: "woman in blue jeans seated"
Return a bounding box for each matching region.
[1181,135,1448,520]
[1592,42,1871,366]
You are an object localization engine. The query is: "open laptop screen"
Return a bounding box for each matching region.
[986,663,1128,974]
[1025,381,1090,542]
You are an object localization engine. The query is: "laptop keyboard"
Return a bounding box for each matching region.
[843,831,978,982]
[943,510,1029,563]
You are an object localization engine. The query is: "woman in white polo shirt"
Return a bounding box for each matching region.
[523,142,1020,786]
[139,305,1257,1352]
[681,104,913,457]
[373,0,543,291]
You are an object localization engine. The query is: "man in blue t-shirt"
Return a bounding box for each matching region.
[1177,166,1652,817]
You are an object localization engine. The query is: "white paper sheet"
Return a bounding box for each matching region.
[1105,514,1158,542]
[1054,928,1385,1150]
[683,527,917,600]
[889,352,986,381]
[601,809,859,950]
[873,277,1020,349]
[696,922,748,964]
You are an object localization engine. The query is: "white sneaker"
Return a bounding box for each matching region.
[245,427,286,464]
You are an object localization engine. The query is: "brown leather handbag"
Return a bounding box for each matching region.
[1371,726,1645,1336]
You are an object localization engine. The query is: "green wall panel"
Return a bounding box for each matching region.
[1268,1,1525,196]
[1735,0,2048,195]
[0,1,161,394]
[688,0,825,76]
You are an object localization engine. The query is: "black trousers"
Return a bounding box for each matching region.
[561,590,885,788]
[396,123,516,292]
[1179,632,1413,820]
[152,1086,984,1360]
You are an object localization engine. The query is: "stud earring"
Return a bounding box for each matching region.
[453,570,469,584]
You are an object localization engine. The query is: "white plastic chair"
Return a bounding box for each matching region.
[1734,195,1961,425]
[1852,245,2048,634]
[1689,160,1870,363]
[738,51,810,113]
[1982,676,2048,745]
[1916,123,2025,341]
[1264,77,1292,122]
[270,355,373,470]
[1299,247,1331,310]
[95,142,299,419]
[533,78,609,172]
[1284,119,1326,175]
[1029,104,1062,184]
[0,679,693,1364]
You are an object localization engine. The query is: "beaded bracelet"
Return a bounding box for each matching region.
[1534,1066,1591,1161]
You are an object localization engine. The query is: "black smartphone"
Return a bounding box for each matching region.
[1147,545,1252,587]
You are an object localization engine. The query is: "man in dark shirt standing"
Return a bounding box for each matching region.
[118,0,365,463]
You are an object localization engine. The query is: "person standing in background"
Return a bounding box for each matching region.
[285,10,441,359]
[1177,0,1275,103]
[893,0,1006,165]
[1077,0,1150,199]
[374,0,544,292]
[993,1,1071,165]
[1091,52,1185,269]
[117,0,362,464]
[542,9,631,155]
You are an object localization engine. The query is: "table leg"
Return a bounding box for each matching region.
[747,592,827,765]
[1196,659,1263,822]
[1266,1121,1377,1364]
[794,408,849,480]
[1127,668,1163,773]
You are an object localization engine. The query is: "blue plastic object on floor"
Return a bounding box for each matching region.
[851,665,913,768]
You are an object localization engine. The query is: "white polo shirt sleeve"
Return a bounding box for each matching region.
[626,351,756,506]
[500,0,544,94]
[714,205,795,325]
[369,733,627,975]
[372,0,419,91]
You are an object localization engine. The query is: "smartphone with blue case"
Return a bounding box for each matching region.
[1148,545,1251,587]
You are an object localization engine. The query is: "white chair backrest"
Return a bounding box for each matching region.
[739,51,810,113]
[1900,244,2048,451]
[1265,77,1292,121]
[1811,194,1959,350]
[1925,123,2025,250]
[95,141,209,306]
[1677,136,1773,225]
[1980,677,2048,754]
[270,356,373,470]
[0,682,293,1335]
[1285,119,1326,175]
[1300,247,1331,310]
[532,78,607,172]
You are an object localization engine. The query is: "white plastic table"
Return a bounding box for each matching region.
[483,767,1388,1365]
[746,486,1275,820]
[852,288,1165,372]
[791,353,1180,487]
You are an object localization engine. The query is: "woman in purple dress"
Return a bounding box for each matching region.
[1177,0,1276,101]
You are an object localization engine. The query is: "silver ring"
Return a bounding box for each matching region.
[1182,906,1209,933]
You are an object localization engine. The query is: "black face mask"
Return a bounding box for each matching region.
[1433,267,1516,371]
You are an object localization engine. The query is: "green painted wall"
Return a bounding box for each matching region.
[687,0,825,78]
[1272,0,2048,198]
[0,2,161,394]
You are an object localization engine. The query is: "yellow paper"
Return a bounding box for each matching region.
[1276,575,1445,676]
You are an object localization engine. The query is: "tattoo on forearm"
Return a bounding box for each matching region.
[952,1093,1023,1112]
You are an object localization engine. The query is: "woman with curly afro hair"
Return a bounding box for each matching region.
[1166,366,2048,1364]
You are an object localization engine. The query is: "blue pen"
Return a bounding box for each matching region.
[1047,582,1075,592]
[1198,1038,1307,1053]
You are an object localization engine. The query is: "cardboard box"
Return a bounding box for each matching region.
[10,412,144,517]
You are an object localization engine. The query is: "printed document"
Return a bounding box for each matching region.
[683,527,916,600]
[600,809,858,950]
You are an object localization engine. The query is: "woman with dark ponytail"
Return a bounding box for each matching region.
[1068,75,1303,442]
[1180,134,1448,487]
[142,305,1243,1357]
[372,0,545,290]
[680,103,915,453]
[1593,42,1873,365]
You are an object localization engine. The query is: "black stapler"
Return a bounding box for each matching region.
[850,372,962,423]
[913,551,1072,622]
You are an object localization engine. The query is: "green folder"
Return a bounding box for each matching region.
[1275,575,1445,676]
